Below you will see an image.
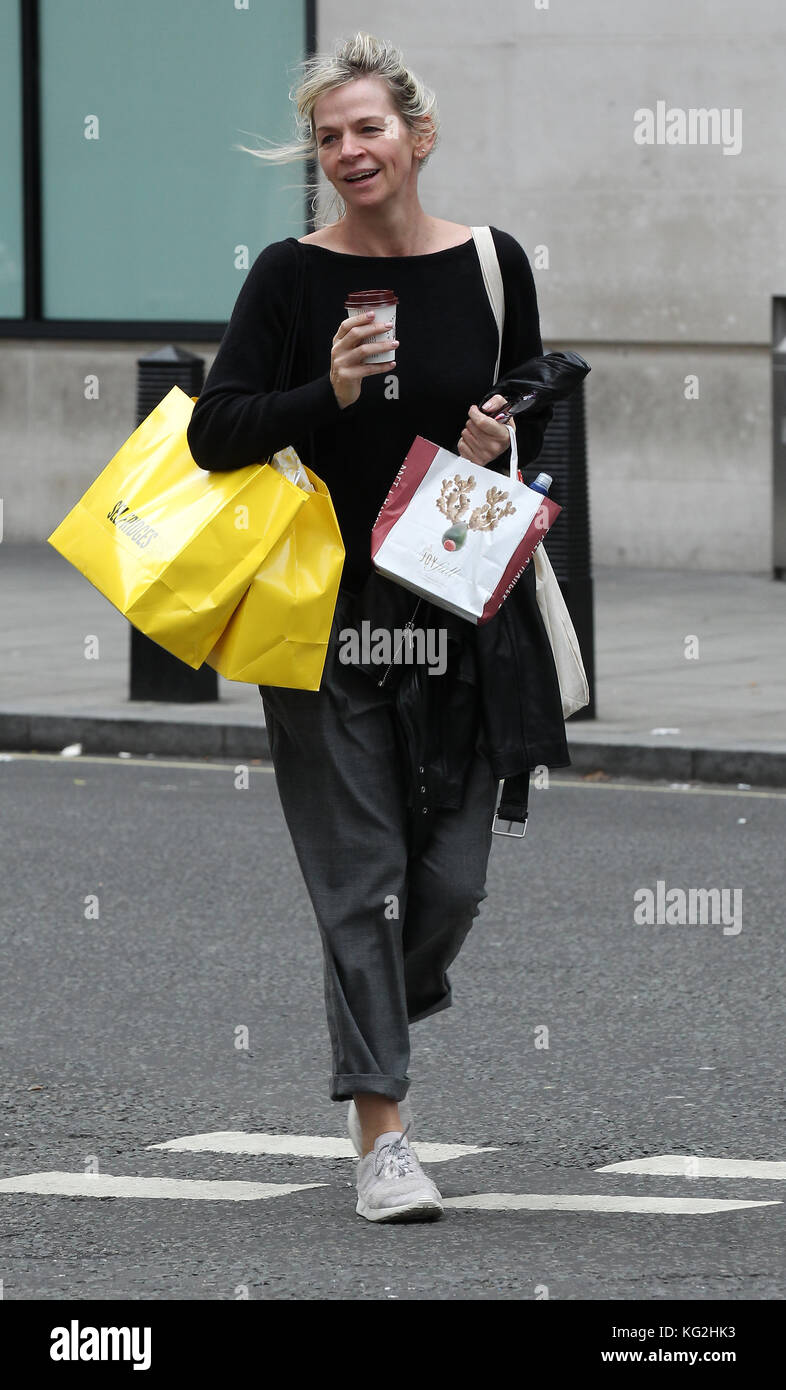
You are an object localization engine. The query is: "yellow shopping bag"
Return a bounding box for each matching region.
[205,451,345,692]
[46,386,307,668]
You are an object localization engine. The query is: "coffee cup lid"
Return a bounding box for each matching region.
[345,290,398,306]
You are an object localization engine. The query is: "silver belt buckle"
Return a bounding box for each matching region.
[492,813,528,838]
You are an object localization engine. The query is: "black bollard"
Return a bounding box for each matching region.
[129,347,218,702]
[526,376,596,719]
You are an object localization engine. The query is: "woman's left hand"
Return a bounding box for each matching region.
[457,394,512,466]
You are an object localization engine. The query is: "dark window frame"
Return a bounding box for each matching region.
[0,0,317,341]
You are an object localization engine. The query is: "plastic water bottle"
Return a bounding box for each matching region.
[529,471,552,496]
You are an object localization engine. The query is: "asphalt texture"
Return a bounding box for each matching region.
[0,752,784,1301]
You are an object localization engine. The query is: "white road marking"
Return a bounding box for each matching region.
[597,1155,786,1180]
[443,1193,781,1213]
[0,1172,325,1201]
[147,1131,498,1163]
[1,1162,782,1217]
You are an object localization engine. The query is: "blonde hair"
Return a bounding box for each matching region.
[235,31,440,226]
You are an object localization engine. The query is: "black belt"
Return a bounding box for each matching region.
[493,771,530,838]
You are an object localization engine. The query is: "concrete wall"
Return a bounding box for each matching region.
[0,341,211,543]
[313,0,784,570]
[2,0,783,568]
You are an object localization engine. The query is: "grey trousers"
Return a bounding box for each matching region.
[259,594,499,1103]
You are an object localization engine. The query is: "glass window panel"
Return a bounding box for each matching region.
[39,0,307,321]
[0,0,24,318]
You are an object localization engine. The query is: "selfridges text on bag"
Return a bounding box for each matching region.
[47,242,344,688]
[46,385,306,667]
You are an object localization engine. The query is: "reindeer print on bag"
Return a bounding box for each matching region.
[436,473,516,551]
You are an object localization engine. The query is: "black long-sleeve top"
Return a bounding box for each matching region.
[187,227,549,594]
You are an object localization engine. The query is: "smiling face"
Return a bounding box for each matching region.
[313,75,431,206]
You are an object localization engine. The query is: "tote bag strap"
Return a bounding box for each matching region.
[470,225,505,382]
[472,227,529,832]
[270,238,314,464]
[274,239,307,393]
[471,226,518,483]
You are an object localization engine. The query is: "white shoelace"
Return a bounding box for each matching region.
[373,1121,415,1179]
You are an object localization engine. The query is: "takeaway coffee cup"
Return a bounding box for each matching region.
[345,289,398,364]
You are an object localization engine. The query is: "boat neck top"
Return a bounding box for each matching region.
[293,233,475,261]
[187,227,549,592]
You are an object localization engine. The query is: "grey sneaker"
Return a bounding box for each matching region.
[347,1095,414,1157]
[355,1124,443,1223]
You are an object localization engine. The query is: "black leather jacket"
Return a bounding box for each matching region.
[345,553,570,853]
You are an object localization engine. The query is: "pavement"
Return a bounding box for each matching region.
[2,541,785,784]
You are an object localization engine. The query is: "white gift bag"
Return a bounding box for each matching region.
[371,424,562,624]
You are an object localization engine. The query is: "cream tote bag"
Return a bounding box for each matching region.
[470,226,590,718]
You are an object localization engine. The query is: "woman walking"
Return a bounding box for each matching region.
[187,32,569,1223]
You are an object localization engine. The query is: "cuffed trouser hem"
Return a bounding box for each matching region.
[408,988,453,1025]
[331,1073,411,1103]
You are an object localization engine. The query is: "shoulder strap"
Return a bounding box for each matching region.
[470,226,505,381]
[471,229,532,832]
[470,226,516,481]
[274,239,307,392]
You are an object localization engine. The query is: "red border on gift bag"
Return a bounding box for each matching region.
[371,436,441,556]
[478,496,562,624]
[372,438,563,627]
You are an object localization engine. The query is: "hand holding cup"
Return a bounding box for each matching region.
[330,294,399,410]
